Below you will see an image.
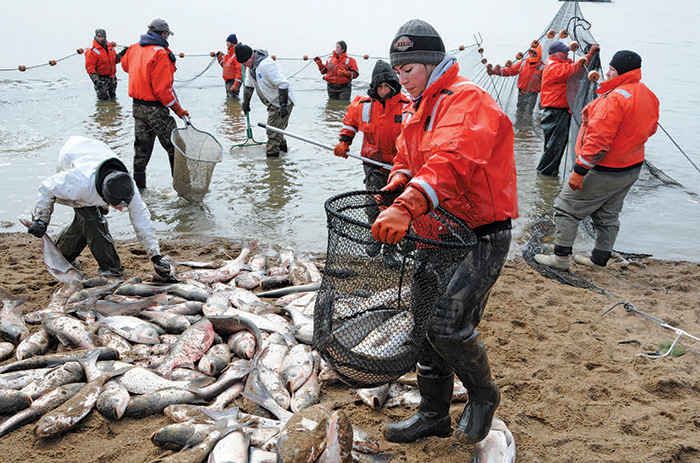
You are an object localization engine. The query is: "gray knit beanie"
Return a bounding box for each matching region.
[390,19,445,67]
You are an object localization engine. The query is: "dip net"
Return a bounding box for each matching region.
[313,191,477,388]
[171,122,223,202]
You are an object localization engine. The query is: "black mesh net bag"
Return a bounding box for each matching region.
[313,191,477,388]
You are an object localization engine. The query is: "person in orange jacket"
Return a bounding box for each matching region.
[84,29,120,100]
[216,34,243,99]
[488,44,544,129]
[313,41,359,101]
[120,19,189,188]
[373,19,518,446]
[535,50,659,271]
[334,59,410,258]
[537,41,599,176]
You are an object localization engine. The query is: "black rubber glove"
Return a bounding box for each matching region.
[151,255,171,278]
[241,86,253,114]
[278,87,289,119]
[115,46,129,62]
[28,220,47,238]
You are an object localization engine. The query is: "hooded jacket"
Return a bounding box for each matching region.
[497,45,544,93]
[540,55,582,108]
[85,39,118,78]
[120,31,178,107]
[318,51,359,86]
[244,50,295,107]
[218,46,242,83]
[392,57,518,229]
[339,60,409,164]
[32,136,161,257]
[574,68,659,173]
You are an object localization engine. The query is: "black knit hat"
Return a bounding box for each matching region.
[390,19,445,67]
[609,50,642,75]
[102,172,134,207]
[235,43,253,63]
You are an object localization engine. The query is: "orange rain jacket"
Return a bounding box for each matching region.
[85,39,118,78]
[120,37,177,107]
[218,47,242,83]
[574,69,659,173]
[339,93,409,164]
[318,52,359,85]
[497,46,544,93]
[392,61,518,229]
[540,56,581,108]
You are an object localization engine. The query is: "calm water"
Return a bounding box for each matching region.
[1,1,699,261]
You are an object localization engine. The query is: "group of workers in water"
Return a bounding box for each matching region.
[28,17,659,448]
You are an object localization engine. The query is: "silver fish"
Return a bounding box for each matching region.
[207,382,245,411]
[207,425,248,463]
[280,343,314,393]
[334,285,411,320]
[0,382,84,438]
[125,389,200,419]
[176,241,256,285]
[96,326,133,358]
[20,218,85,283]
[168,281,212,302]
[316,409,354,463]
[0,347,119,374]
[198,343,231,376]
[235,270,266,290]
[249,447,277,463]
[140,310,192,334]
[20,361,85,399]
[0,388,33,415]
[22,282,82,324]
[471,417,516,463]
[95,378,131,420]
[0,288,30,344]
[227,331,257,360]
[33,351,131,438]
[352,311,414,359]
[151,421,216,450]
[98,315,162,344]
[0,366,54,390]
[41,312,95,349]
[290,362,320,413]
[164,403,215,424]
[281,305,314,345]
[115,282,176,298]
[67,280,121,304]
[117,366,212,395]
[197,359,251,401]
[275,403,331,463]
[242,365,293,423]
[154,318,215,378]
[94,292,169,317]
[0,341,14,361]
[16,328,52,360]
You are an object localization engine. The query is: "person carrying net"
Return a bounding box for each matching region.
[371,19,518,445]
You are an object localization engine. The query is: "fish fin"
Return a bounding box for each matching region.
[200,407,239,422]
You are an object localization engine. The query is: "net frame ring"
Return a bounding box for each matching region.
[546,30,556,39]
[588,70,600,82]
[569,41,579,52]
[559,29,569,39]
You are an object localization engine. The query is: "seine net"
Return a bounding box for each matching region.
[313,191,477,388]
[171,123,223,202]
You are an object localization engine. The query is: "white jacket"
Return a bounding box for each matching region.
[32,136,161,257]
[245,50,295,108]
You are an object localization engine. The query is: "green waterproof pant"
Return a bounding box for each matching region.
[265,103,293,156]
[54,206,123,276]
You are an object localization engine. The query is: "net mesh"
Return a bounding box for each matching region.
[313,191,477,388]
[171,124,223,202]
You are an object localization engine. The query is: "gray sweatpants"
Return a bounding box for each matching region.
[554,166,641,253]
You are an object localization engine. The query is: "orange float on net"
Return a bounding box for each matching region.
[578,56,589,67]
[18,65,27,72]
[559,29,569,39]
[48,60,57,66]
[494,64,501,72]
[481,58,488,64]
[546,30,556,39]
[504,60,512,67]
[515,52,524,60]
[271,55,276,60]
[109,41,116,48]
[478,47,484,54]
[486,63,493,71]
[210,51,216,57]
[588,70,600,82]
[179,52,185,58]
[459,45,465,51]
[569,41,579,52]
[303,55,308,60]
[363,54,369,60]
[77,48,84,54]
[531,40,539,49]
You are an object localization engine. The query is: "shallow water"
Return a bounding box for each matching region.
[1,0,698,261]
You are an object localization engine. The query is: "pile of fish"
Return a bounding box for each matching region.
[0,235,515,462]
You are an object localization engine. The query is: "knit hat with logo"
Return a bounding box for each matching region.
[390,19,445,67]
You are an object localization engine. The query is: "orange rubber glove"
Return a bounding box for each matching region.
[382,172,410,192]
[231,80,241,93]
[568,172,585,190]
[334,141,349,158]
[337,67,350,78]
[314,56,325,72]
[372,186,430,244]
[170,101,190,119]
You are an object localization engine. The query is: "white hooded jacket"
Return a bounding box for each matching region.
[245,49,295,108]
[32,136,161,257]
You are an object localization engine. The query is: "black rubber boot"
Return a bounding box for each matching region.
[383,366,454,443]
[453,336,500,444]
[133,171,146,189]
